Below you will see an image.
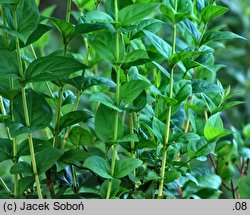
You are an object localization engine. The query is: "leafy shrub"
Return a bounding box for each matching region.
[0,0,249,199]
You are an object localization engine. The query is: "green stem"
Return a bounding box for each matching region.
[66,0,72,23]
[13,9,43,199]
[61,37,90,150]
[106,0,120,199]
[106,144,117,199]
[129,113,136,176]
[0,177,10,193]
[157,0,177,199]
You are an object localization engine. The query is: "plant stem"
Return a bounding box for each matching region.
[13,8,43,199]
[61,38,90,150]
[0,177,10,193]
[129,113,136,176]
[106,0,120,199]
[66,0,72,23]
[158,0,177,199]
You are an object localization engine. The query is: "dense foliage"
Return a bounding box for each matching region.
[0,0,249,199]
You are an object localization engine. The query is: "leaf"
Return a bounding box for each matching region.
[18,176,35,196]
[95,104,124,142]
[36,148,63,174]
[243,124,250,138]
[0,50,19,80]
[76,23,108,34]
[120,80,150,105]
[83,156,112,179]
[191,79,223,93]
[89,92,122,112]
[161,0,192,23]
[60,149,91,164]
[204,113,231,142]
[165,170,181,183]
[201,31,246,45]
[49,17,76,43]
[10,162,33,175]
[143,30,172,59]
[83,11,113,23]
[100,179,121,199]
[66,76,116,91]
[113,158,142,178]
[0,138,12,162]
[9,0,39,43]
[201,5,228,23]
[58,110,92,132]
[198,174,222,190]
[116,134,139,143]
[25,56,85,82]
[18,138,51,157]
[69,126,93,146]
[118,3,159,26]
[13,89,53,130]
[152,61,170,78]
[22,24,52,48]
[238,169,250,198]
[173,80,192,104]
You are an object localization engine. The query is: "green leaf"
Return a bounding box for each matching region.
[201,31,246,45]
[0,50,19,80]
[95,104,124,142]
[89,92,122,112]
[76,23,108,34]
[143,30,171,59]
[60,149,91,164]
[204,113,231,142]
[118,3,159,26]
[69,126,93,146]
[49,17,76,43]
[100,179,121,199]
[83,11,113,23]
[201,5,228,23]
[161,0,192,23]
[66,76,116,91]
[58,110,92,132]
[173,80,192,104]
[17,138,51,157]
[83,156,112,179]
[120,80,150,105]
[10,162,33,175]
[243,124,250,138]
[13,89,53,130]
[0,138,12,162]
[10,0,39,43]
[25,56,85,82]
[113,158,142,178]
[18,176,35,196]
[36,148,63,174]
[191,79,223,93]
[116,134,139,143]
[238,169,250,198]
[198,174,222,190]
[165,170,181,183]
[21,24,52,48]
